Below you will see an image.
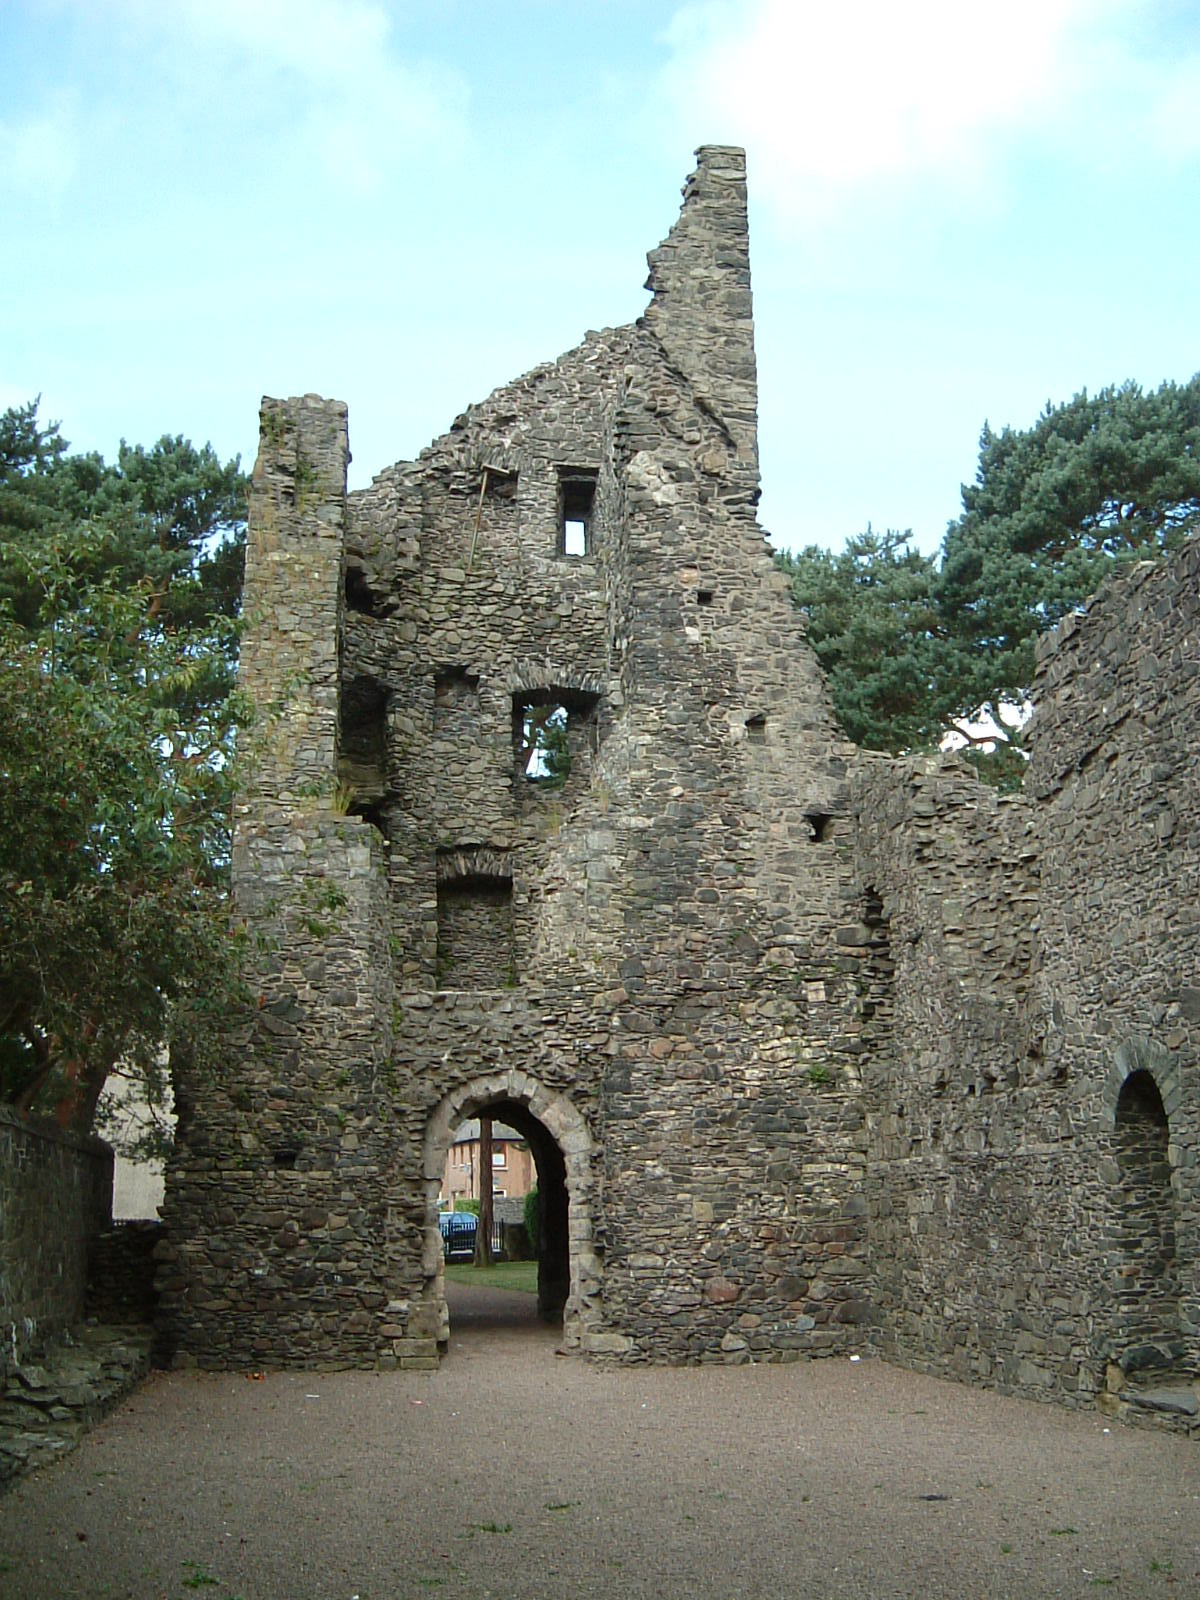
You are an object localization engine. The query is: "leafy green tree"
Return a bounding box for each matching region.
[523,1184,540,1257]
[938,378,1200,721]
[777,527,942,752]
[780,376,1200,780]
[0,402,250,1131]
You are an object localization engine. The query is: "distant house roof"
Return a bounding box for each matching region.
[451,1119,523,1146]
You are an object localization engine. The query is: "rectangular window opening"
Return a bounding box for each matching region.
[518,703,570,783]
[745,713,767,744]
[436,873,515,990]
[337,676,388,812]
[558,467,598,557]
[512,689,599,788]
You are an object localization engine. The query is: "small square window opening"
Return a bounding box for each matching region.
[806,812,833,843]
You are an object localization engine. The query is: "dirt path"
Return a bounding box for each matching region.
[1,1284,1198,1600]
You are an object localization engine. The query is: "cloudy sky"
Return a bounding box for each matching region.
[4,1,1199,554]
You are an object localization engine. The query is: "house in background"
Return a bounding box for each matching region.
[442,1120,536,1208]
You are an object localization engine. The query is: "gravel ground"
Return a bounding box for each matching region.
[1,1281,1198,1600]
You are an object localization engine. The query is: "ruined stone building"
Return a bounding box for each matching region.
[157,147,1198,1430]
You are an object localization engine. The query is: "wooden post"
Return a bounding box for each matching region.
[476,1116,494,1266]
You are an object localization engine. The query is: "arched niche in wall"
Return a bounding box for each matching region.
[1102,1038,1185,1383]
[435,847,514,991]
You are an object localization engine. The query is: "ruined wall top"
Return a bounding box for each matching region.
[641,145,759,483]
[1028,536,1200,797]
[240,395,350,805]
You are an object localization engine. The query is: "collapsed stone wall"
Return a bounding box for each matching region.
[852,540,1200,1424]
[1028,543,1200,1420]
[0,1108,113,1380]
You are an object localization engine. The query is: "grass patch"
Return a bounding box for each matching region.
[181,1562,220,1589]
[444,1260,537,1294]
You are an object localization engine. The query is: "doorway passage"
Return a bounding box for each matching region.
[422,1073,599,1354]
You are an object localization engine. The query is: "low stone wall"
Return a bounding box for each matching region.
[0,1108,113,1381]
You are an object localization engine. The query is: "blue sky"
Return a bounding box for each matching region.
[4,0,1199,555]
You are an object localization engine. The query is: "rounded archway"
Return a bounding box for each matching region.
[422,1070,600,1353]
[1112,1068,1180,1358]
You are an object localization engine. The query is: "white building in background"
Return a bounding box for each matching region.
[97,1068,174,1220]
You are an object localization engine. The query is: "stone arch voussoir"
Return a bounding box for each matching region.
[505,660,605,701]
[1103,1037,1183,1127]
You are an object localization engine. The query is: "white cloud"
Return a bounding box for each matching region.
[1145,53,1200,164]
[102,0,468,193]
[0,94,80,200]
[659,0,1200,222]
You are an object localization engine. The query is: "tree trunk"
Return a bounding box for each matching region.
[475,1116,494,1266]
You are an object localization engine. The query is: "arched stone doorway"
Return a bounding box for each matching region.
[422,1070,600,1353]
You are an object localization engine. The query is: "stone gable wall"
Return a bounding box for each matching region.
[161,146,879,1370]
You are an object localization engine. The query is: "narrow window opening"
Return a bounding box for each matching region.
[806,812,832,842]
[272,1145,299,1169]
[745,713,767,743]
[337,676,388,810]
[519,704,570,783]
[696,589,714,606]
[558,468,598,557]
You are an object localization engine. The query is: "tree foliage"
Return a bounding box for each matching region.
[939,378,1200,718]
[777,527,942,752]
[0,401,250,1131]
[779,376,1200,779]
